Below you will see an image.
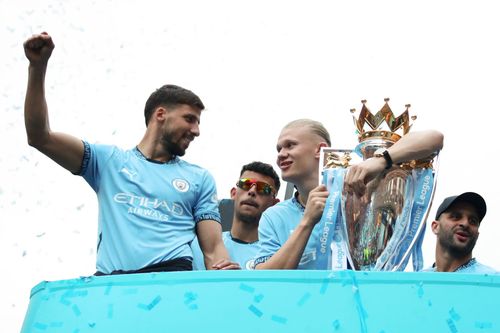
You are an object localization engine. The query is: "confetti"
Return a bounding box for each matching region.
[475,321,493,329]
[271,315,287,324]
[33,322,48,330]
[107,304,114,319]
[248,305,263,318]
[449,308,461,322]
[138,295,162,311]
[446,318,458,333]
[239,283,255,293]
[297,292,311,307]
[253,294,264,303]
[72,304,81,317]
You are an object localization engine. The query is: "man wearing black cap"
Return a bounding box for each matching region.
[424,192,496,273]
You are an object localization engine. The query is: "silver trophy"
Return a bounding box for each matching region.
[320,99,438,271]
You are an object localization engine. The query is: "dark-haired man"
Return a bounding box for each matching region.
[192,162,280,269]
[23,32,238,274]
[423,192,496,273]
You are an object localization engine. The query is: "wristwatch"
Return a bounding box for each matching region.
[374,148,393,169]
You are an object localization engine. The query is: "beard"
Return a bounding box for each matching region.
[161,133,186,157]
[439,228,478,258]
[235,211,260,225]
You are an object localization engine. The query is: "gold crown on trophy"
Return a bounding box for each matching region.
[350,98,417,143]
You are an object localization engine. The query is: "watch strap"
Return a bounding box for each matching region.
[381,150,393,169]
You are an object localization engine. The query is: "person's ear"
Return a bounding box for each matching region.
[315,142,328,159]
[230,187,237,199]
[431,220,439,235]
[155,107,168,122]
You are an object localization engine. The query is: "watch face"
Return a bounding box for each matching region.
[374,148,386,157]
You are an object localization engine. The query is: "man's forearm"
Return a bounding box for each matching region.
[256,223,314,269]
[25,64,51,147]
[204,242,230,269]
[388,130,444,164]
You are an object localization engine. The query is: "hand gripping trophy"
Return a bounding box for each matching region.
[319,98,438,271]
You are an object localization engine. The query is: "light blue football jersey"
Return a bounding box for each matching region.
[191,231,260,270]
[79,142,220,274]
[421,258,497,274]
[254,196,323,270]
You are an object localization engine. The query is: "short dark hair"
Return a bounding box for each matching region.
[144,84,205,126]
[240,161,281,191]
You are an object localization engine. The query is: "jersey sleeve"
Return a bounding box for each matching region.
[254,210,282,266]
[78,141,116,192]
[193,170,221,224]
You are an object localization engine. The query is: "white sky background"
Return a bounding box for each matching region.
[1,0,499,331]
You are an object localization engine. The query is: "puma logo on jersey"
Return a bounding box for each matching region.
[120,167,137,180]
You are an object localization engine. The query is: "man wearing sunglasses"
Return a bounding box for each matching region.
[192,162,280,269]
[255,118,444,270]
[23,32,238,275]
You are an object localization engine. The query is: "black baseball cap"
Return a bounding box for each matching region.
[435,192,487,222]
